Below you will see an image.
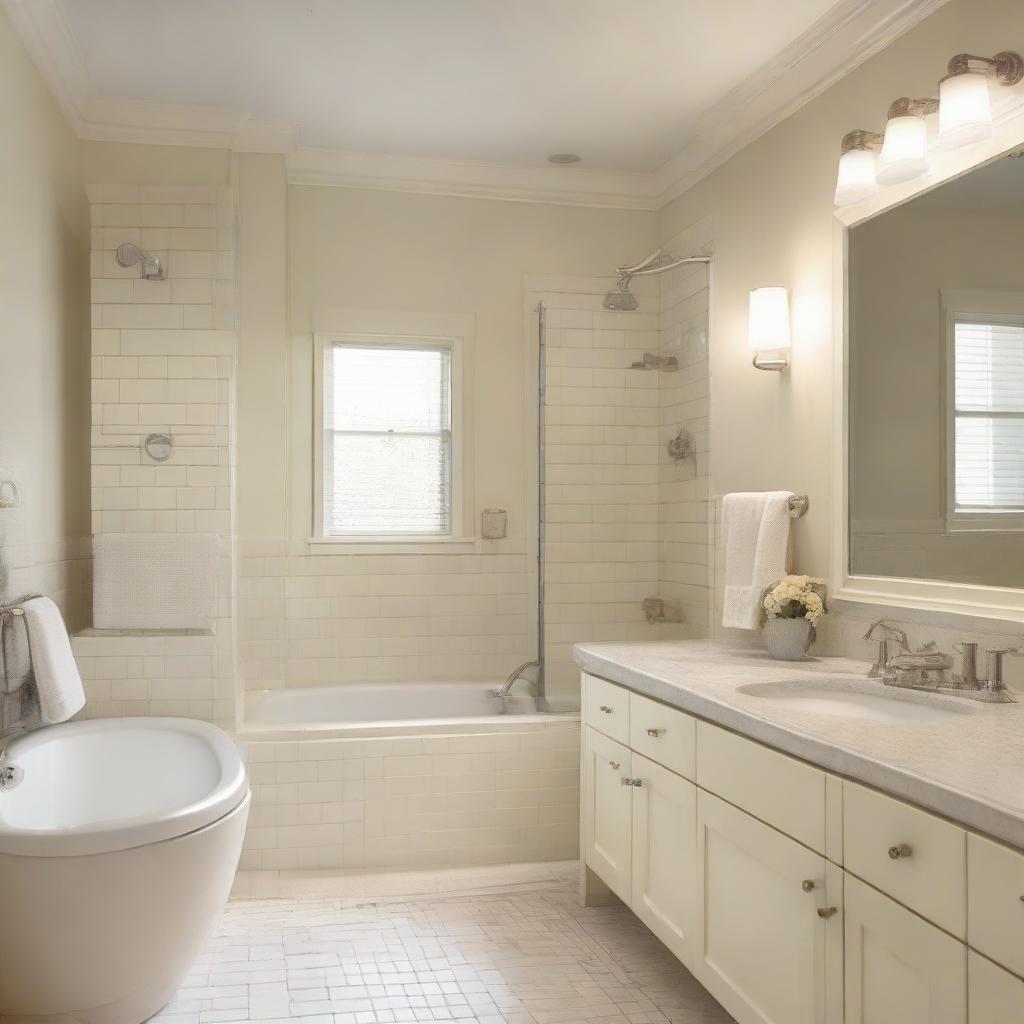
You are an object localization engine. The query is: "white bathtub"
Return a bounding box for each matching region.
[244,681,571,739]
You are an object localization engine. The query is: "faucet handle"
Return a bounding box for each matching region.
[980,648,1022,703]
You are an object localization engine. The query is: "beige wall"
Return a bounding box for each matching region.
[0,9,89,621]
[658,0,1024,618]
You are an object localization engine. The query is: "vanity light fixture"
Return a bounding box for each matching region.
[749,287,791,372]
[939,51,1024,149]
[876,97,937,185]
[834,130,883,207]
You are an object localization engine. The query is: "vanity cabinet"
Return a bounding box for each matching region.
[696,790,840,1024]
[580,672,1024,1024]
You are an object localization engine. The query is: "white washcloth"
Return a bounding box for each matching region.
[722,491,794,630]
[93,533,218,630]
[21,597,85,725]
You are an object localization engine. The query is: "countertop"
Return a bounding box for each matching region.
[573,640,1024,850]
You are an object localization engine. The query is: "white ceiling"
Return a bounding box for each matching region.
[60,0,838,174]
[4,0,950,207]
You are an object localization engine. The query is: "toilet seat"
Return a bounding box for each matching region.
[0,718,248,857]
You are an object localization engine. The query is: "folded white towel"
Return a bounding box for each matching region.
[722,491,793,630]
[93,533,217,630]
[21,597,85,725]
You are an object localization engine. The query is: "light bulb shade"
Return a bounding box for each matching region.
[939,71,993,148]
[748,287,791,353]
[876,114,929,185]
[834,147,879,207]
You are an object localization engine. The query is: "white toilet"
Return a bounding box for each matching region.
[0,717,249,1024]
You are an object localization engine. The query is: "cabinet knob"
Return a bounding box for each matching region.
[599,705,613,714]
[621,777,644,787]
[888,843,913,860]
[801,879,816,892]
[647,728,664,737]
[817,907,838,919]
[608,760,621,770]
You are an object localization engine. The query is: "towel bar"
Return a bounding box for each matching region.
[787,495,809,517]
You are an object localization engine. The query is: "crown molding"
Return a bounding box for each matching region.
[5,0,950,211]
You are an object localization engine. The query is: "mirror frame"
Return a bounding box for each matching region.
[831,87,1024,625]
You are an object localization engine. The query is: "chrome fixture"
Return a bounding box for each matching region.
[0,478,19,509]
[863,619,910,679]
[143,432,173,462]
[666,428,694,463]
[749,287,791,371]
[888,843,913,860]
[884,640,954,689]
[642,597,681,625]
[787,495,810,517]
[0,752,23,792]
[628,352,677,371]
[833,49,1024,207]
[604,248,712,311]
[115,241,164,280]
[978,648,1021,703]
[954,642,981,690]
[490,659,539,702]
[621,776,644,788]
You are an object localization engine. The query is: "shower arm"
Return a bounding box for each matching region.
[617,253,713,279]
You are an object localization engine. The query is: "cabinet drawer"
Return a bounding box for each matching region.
[968,833,1024,977]
[969,951,1024,1023]
[582,674,628,744]
[696,720,826,853]
[629,692,696,780]
[844,781,966,938]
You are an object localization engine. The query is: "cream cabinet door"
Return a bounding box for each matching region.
[630,753,697,963]
[968,951,1024,1024]
[581,726,632,902]
[695,790,840,1024]
[844,875,966,1024]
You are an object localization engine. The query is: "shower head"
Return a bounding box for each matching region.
[603,275,639,311]
[115,241,165,281]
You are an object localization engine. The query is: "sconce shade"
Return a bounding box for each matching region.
[939,70,993,148]
[876,114,929,185]
[749,287,791,352]
[835,147,879,207]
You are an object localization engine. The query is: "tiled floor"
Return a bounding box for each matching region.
[155,862,734,1024]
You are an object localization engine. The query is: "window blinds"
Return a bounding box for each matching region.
[324,343,452,534]
[954,320,1024,511]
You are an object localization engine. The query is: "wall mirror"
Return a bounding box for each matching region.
[847,150,1024,595]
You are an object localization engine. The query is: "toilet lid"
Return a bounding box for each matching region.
[0,718,248,856]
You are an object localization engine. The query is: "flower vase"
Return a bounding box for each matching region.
[765,617,815,660]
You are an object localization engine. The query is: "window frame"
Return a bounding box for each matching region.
[942,290,1024,533]
[313,328,466,544]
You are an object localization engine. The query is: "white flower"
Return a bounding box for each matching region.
[762,574,828,625]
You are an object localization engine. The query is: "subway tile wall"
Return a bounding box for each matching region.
[73,185,238,729]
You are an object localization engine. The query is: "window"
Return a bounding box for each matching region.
[319,339,454,537]
[947,304,1024,529]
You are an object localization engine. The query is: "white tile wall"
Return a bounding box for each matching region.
[75,184,239,729]
[239,722,580,870]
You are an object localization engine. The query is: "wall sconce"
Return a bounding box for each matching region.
[876,97,937,185]
[939,51,1024,148]
[749,287,791,372]
[834,129,883,207]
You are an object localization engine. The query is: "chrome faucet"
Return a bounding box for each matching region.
[0,752,23,792]
[977,648,1021,703]
[489,660,539,701]
[863,619,910,679]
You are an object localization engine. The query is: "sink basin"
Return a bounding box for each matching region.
[737,679,974,725]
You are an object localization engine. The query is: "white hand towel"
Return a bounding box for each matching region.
[93,533,218,630]
[21,597,85,725]
[722,491,794,630]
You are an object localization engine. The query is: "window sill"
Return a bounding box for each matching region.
[947,513,1024,534]
[307,536,480,554]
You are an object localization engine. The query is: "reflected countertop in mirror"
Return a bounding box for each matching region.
[848,150,1024,589]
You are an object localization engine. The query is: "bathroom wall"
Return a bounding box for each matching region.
[657,0,1024,675]
[238,184,658,700]
[71,185,238,727]
[0,9,90,625]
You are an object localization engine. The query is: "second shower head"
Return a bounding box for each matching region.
[115,242,165,281]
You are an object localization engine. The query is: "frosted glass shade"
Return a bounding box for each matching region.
[939,71,993,148]
[876,115,929,185]
[834,148,878,207]
[749,287,791,352]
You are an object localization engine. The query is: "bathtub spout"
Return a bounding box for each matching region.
[490,660,540,703]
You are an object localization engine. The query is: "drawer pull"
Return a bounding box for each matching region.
[599,705,614,714]
[608,760,621,770]
[888,843,913,860]
[816,907,838,919]
[621,777,644,787]
[646,728,664,737]
[801,879,817,892]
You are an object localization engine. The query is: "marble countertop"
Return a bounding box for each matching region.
[573,640,1024,850]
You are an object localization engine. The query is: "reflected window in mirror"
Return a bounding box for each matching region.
[848,151,1024,589]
